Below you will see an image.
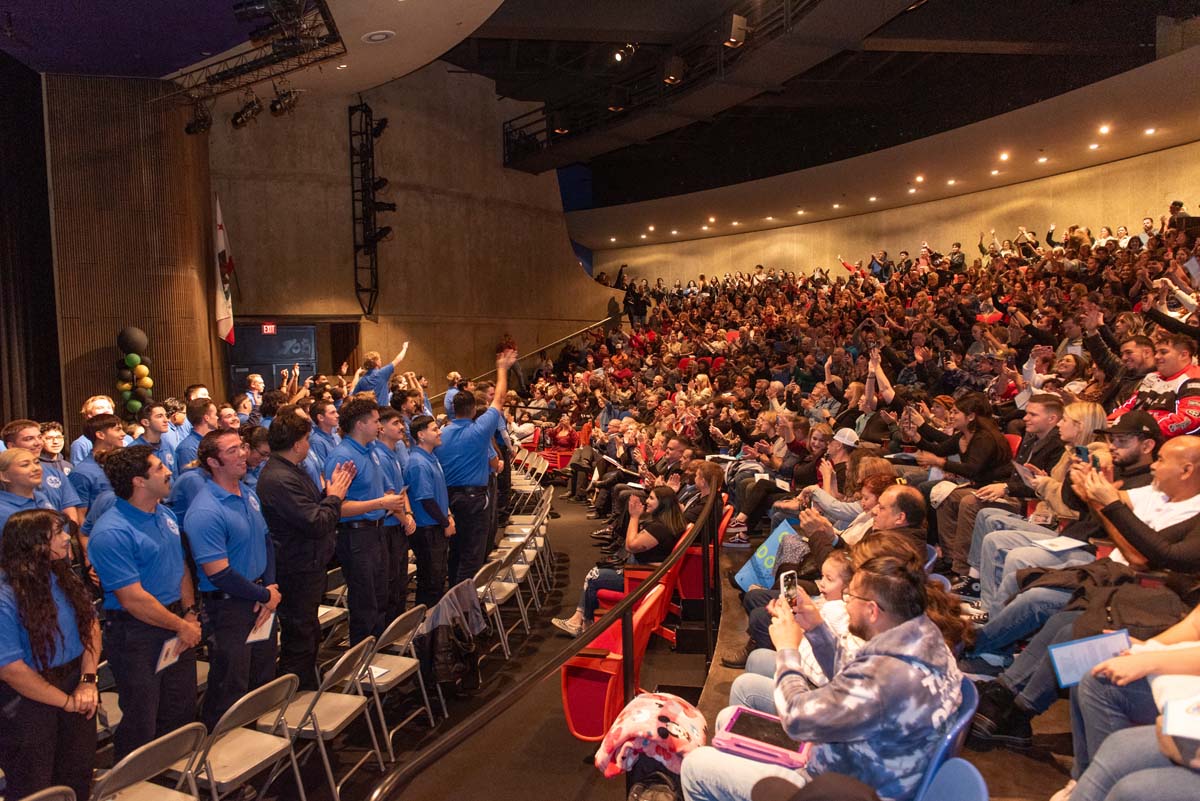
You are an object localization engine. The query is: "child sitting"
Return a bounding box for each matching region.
[796,551,863,687]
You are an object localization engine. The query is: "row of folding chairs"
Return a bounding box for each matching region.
[80,605,439,801]
[508,447,550,514]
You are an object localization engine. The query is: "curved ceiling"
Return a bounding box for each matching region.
[566,45,1200,252]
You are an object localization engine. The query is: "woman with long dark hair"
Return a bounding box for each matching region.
[553,485,687,637]
[0,509,101,800]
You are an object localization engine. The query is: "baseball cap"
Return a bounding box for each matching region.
[1095,411,1162,442]
[833,428,859,448]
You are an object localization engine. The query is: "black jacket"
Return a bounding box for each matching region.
[256,456,343,573]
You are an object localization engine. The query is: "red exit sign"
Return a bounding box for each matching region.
[261,323,277,335]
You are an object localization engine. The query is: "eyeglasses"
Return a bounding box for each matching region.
[843,591,876,608]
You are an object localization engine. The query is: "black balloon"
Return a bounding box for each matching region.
[117,326,149,355]
[134,388,150,402]
[118,368,134,382]
[140,356,152,367]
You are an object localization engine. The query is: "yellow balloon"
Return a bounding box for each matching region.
[137,377,154,389]
[134,364,150,378]
[117,381,133,392]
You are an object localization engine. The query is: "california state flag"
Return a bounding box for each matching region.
[214,197,235,345]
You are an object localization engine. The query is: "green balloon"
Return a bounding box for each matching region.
[126,399,143,413]
[121,390,132,401]
[124,353,141,367]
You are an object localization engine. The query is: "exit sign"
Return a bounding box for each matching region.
[261,323,277,335]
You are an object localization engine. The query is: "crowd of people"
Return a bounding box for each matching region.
[3,200,1200,801]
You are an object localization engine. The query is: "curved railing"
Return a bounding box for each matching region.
[368,488,721,799]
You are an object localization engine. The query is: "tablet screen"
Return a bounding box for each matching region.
[727,710,797,750]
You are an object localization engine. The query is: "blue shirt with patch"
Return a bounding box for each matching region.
[325,437,392,522]
[173,430,202,473]
[358,364,396,407]
[0,573,86,670]
[184,478,272,592]
[88,499,185,611]
[435,407,502,487]
[166,469,208,526]
[0,489,56,543]
[39,467,83,511]
[69,455,112,509]
[406,447,449,527]
[131,435,178,475]
[372,441,407,526]
[309,427,341,467]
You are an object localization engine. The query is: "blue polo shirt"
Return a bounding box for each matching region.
[173,430,202,473]
[0,573,86,670]
[70,433,133,463]
[393,437,411,472]
[325,436,391,523]
[406,447,449,528]
[444,387,459,417]
[69,455,112,509]
[0,489,56,542]
[88,499,185,611]
[161,422,186,454]
[436,407,502,488]
[302,450,324,490]
[132,435,177,474]
[372,440,407,527]
[358,364,396,407]
[83,489,117,536]
[184,478,271,592]
[243,462,264,490]
[309,427,341,467]
[166,469,208,526]
[40,454,72,478]
[40,467,83,512]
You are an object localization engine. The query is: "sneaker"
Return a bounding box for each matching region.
[725,519,748,536]
[1049,780,1076,801]
[971,689,1033,749]
[590,527,613,540]
[950,575,981,599]
[723,533,752,548]
[552,617,583,637]
[958,655,1005,677]
[960,600,988,625]
[720,641,754,669]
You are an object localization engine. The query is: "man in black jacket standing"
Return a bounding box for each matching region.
[256,410,354,689]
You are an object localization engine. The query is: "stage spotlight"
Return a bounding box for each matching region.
[371,117,389,138]
[230,92,263,129]
[662,55,686,85]
[269,87,299,116]
[613,43,637,62]
[184,103,212,135]
[232,1,272,22]
[606,86,630,112]
[724,14,747,48]
[369,200,396,212]
[362,225,393,253]
[372,177,389,192]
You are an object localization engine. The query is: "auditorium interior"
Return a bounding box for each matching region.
[4,2,1200,801]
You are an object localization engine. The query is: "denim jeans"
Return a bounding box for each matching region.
[968,506,1055,569]
[728,649,779,714]
[744,589,779,650]
[1072,725,1200,801]
[1070,673,1158,779]
[973,586,1072,655]
[681,745,810,801]
[999,609,1082,713]
[577,566,625,622]
[980,527,1093,613]
[809,489,861,530]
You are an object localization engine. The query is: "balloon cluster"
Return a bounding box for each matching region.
[114,327,154,416]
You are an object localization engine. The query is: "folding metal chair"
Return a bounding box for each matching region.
[24,787,77,801]
[91,721,206,801]
[472,560,510,659]
[258,638,384,801]
[355,605,439,761]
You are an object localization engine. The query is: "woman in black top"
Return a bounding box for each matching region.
[553,486,687,637]
[905,392,1013,487]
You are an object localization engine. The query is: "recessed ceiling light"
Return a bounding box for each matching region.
[765,216,774,221]
[1098,124,1111,135]
[990,169,1000,175]
[915,175,924,183]
[908,187,917,194]
[796,209,805,215]
[832,203,840,209]
[731,221,740,226]
[708,216,716,223]
[1145,127,1156,135]
[640,234,647,239]
[336,63,349,70]
[701,225,709,230]
[671,229,678,235]
[1088,143,1099,150]
[946,179,956,185]
[1037,156,1048,163]
[999,152,1009,161]
[647,225,655,231]
[361,30,396,43]
[868,196,877,202]
[609,237,616,242]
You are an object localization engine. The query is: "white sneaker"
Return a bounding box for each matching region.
[552,617,583,637]
[1048,779,1076,801]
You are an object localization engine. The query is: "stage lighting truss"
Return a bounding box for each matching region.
[349,100,395,318]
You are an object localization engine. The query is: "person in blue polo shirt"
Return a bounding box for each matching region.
[309,399,342,467]
[132,401,178,475]
[0,449,58,538]
[355,341,409,407]
[3,420,85,526]
[185,429,280,730]
[88,445,201,760]
[325,396,407,644]
[0,509,102,801]
[375,408,417,623]
[69,395,133,463]
[69,412,124,512]
[437,348,517,584]
[161,397,189,454]
[407,415,453,606]
[173,398,218,473]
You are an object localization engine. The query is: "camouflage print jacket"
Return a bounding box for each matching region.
[772,614,962,801]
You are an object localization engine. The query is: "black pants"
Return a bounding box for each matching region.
[0,657,95,801]
[336,525,389,645]
[276,568,325,690]
[411,524,450,606]
[200,595,279,730]
[104,615,198,760]
[383,524,410,624]
[447,487,489,585]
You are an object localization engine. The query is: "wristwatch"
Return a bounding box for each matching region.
[80,673,98,684]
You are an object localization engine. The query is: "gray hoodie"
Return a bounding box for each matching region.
[772,614,963,801]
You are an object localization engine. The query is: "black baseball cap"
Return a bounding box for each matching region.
[1095,411,1162,443]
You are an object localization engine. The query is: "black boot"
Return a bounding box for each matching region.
[971,682,1033,749]
[720,639,755,669]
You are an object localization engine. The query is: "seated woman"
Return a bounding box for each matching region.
[553,485,687,637]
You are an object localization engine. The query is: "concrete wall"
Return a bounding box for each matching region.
[593,139,1200,285]
[210,61,617,385]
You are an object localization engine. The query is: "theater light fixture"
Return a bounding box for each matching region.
[1145,127,1156,135]
[232,0,271,22]
[610,237,616,242]
[614,43,637,62]
[662,55,686,85]
[908,187,917,194]
[999,152,1009,161]
[1037,156,1048,163]
[606,87,630,112]
[701,225,709,230]
[832,203,840,209]
[184,102,212,135]
[868,196,877,202]
[671,229,678,235]
[796,209,805,215]
[336,63,349,70]
[946,179,956,185]
[914,175,924,182]
[731,221,740,226]
[372,177,389,192]
[269,86,300,116]
[230,90,263,129]
[990,169,999,175]
[640,234,647,239]
[369,200,396,212]
[648,225,655,231]
[1088,143,1099,150]
[708,216,716,223]
[1098,124,1111,135]
[371,117,389,138]
[724,14,747,48]
[765,216,774,221]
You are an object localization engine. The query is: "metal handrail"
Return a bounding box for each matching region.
[427,313,619,402]
[368,489,720,800]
